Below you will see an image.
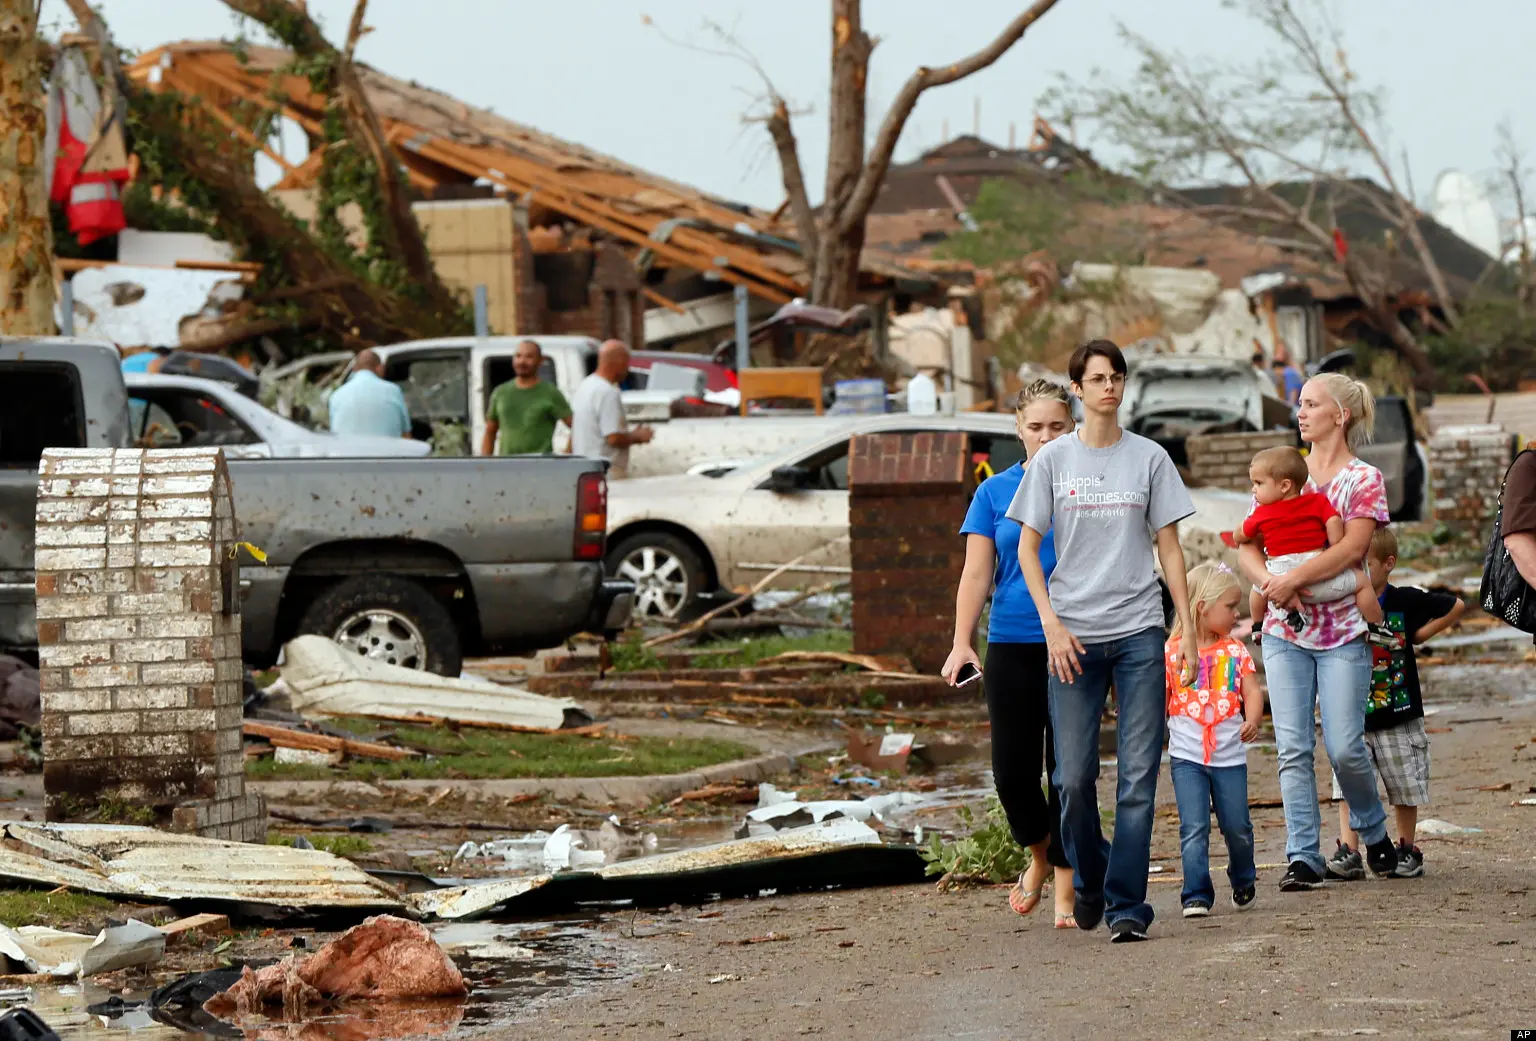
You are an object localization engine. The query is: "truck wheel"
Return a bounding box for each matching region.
[607,532,705,622]
[297,576,463,677]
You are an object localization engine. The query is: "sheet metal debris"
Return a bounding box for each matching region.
[280,636,583,731]
[0,920,164,979]
[411,819,926,920]
[0,822,405,913]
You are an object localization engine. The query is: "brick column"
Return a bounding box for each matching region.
[35,448,265,842]
[847,432,972,674]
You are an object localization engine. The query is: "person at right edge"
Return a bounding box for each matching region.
[1495,443,1536,596]
[1010,339,1199,944]
[1236,372,1398,890]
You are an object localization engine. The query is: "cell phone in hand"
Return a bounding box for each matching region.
[955,662,982,687]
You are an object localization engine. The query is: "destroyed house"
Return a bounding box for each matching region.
[127,42,937,351]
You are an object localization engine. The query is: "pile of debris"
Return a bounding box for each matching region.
[242,636,597,770]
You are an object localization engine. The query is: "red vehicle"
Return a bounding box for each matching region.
[626,351,737,393]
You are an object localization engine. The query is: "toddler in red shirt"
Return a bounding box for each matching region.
[1233,446,1374,631]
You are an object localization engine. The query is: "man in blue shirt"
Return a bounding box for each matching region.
[1271,358,1305,407]
[328,349,412,439]
[121,347,169,374]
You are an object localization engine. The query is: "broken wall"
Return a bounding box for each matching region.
[1186,431,1293,492]
[1429,425,1516,530]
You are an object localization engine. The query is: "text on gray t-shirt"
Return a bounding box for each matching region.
[1006,430,1194,642]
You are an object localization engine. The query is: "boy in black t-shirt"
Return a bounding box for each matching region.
[1324,528,1465,880]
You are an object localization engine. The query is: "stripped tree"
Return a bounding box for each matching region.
[703,1,1063,309]
[0,0,56,334]
[1045,0,1461,387]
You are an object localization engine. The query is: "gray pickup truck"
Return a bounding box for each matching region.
[0,339,632,675]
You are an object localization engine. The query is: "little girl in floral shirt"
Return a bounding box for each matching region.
[1165,562,1266,918]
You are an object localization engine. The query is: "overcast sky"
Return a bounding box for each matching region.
[54,0,1532,223]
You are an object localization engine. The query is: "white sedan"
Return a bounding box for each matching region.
[604,413,1023,620]
[126,373,431,458]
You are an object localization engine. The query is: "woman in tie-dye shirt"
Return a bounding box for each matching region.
[1237,373,1397,891]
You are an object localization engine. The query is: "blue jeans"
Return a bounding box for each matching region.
[1170,758,1257,906]
[1263,635,1388,874]
[1048,626,1166,929]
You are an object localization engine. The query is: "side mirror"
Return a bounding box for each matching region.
[769,465,811,493]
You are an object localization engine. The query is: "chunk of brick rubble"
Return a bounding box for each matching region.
[203,915,466,1020]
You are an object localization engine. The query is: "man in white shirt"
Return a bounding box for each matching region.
[569,340,652,478]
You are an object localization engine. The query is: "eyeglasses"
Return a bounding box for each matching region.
[1079,374,1126,390]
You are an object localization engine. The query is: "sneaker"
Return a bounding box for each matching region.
[1367,623,1396,648]
[1231,885,1256,910]
[1365,837,1399,878]
[1108,919,1149,943]
[1391,841,1424,878]
[1278,860,1324,891]
[1181,901,1211,918]
[1324,840,1366,881]
[1074,896,1105,932]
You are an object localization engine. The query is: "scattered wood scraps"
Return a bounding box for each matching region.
[668,783,759,807]
[241,721,418,762]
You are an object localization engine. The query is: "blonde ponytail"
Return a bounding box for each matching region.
[1308,372,1376,448]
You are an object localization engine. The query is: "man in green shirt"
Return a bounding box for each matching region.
[481,340,572,455]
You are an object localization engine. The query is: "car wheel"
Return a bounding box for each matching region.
[297,575,463,676]
[607,532,706,622]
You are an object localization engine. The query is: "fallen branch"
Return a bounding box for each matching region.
[643,540,848,648]
[242,721,418,761]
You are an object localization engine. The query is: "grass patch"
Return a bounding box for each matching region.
[267,834,375,856]
[247,719,755,782]
[0,889,116,929]
[690,630,853,670]
[609,637,665,673]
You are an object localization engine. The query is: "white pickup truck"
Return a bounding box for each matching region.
[368,337,855,474]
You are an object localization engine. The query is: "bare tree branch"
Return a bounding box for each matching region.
[343,0,370,62]
[841,0,1063,235]
[765,98,818,261]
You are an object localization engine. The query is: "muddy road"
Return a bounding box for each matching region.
[477,672,1536,1041]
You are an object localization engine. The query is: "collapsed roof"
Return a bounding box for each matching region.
[127,42,931,307]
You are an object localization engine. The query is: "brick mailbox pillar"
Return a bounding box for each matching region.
[35,447,265,842]
[848,432,973,674]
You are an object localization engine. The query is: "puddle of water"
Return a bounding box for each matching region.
[23,916,627,1041]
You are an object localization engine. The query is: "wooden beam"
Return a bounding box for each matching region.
[642,286,687,315]
[161,68,296,172]
[57,257,259,281]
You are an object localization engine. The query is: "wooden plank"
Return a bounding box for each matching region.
[642,286,687,315]
[241,721,418,761]
[57,258,258,281]
[176,258,264,274]
[159,913,231,945]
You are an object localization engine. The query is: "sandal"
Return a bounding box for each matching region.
[1008,872,1045,916]
[1054,913,1077,929]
